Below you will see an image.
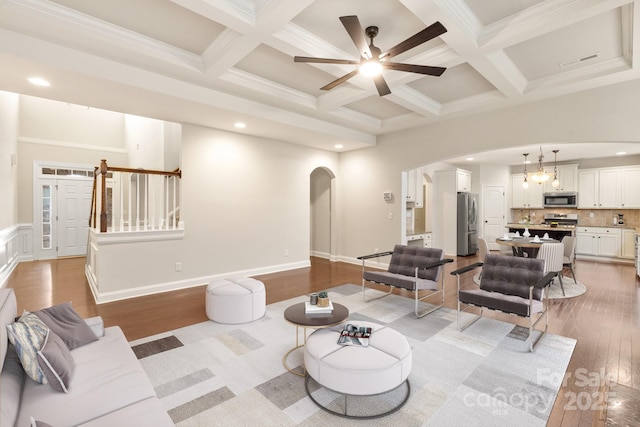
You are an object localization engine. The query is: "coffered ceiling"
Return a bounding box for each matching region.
[1,0,639,156]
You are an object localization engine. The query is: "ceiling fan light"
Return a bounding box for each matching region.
[359,60,382,77]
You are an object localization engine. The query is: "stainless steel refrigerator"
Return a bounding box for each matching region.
[457,192,479,256]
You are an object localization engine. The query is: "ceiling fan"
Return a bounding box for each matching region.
[294,15,447,96]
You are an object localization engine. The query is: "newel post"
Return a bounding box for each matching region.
[100,159,108,232]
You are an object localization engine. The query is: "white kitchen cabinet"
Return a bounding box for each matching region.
[407,234,427,247]
[406,168,424,207]
[620,167,640,208]
[576,227,621,257]
[423,233,433,248]
[457,170,471,192]
[621,229,636,259]
[577,168,619,209]
[510,174,544,208]
[544,164,578,192]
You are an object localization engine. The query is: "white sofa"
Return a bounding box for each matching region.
[0,288,174,427]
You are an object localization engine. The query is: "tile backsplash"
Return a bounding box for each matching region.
[511,208,640,228]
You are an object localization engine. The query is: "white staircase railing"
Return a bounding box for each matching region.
[90,159,182,233]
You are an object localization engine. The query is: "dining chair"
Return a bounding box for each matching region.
[478,238,489,261]
[536,242,565,296]
[561,236,577,283]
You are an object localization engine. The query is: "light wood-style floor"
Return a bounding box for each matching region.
[4,254,639,427]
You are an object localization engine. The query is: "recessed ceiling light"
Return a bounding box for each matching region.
[466,157,474,161]
[334,144,343,149]
[234,122,246,129]
[28,77,50,87]
[616,151,626,156]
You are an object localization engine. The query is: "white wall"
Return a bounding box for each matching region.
[310,168,332,258]
[0,91,19,230]
[125,115,165,170]
[19,96,124,148]
[164,122,181,171]
[0,91,20,287]
[178,124,339,275]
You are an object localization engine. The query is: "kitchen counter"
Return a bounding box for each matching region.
[575,225,637,230]
[507,223,636,230]
[506,223,576,230]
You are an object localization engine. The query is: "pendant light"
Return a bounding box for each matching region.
[551,149,560,188]
[530,146,551,184]
[522,153,529,189]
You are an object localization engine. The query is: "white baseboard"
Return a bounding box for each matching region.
[86,259,311,304]
[310,250,330,259]
[334,255,390,270]
[574,255,634,265]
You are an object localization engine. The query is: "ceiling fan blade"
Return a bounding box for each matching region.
[380,21,447,59]
[294,56,359,65]
[339,15,372,59]
[384,62,446,76]
[320,69,359,91]
[373,75,391,96]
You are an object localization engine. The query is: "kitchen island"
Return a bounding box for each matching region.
[506,213,577,241]
[506,223,575,241]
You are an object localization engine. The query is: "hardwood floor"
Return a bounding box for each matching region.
[4,254,639,426]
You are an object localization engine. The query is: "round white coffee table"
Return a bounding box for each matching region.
[303,321,411,419]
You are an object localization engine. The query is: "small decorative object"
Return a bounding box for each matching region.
[309,293,318,305]
[523,227,530,238]
[317,291,329,307]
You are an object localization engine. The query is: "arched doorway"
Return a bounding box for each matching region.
[310,167,335,260]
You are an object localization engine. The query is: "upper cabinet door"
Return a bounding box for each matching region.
[457,170,471,193]
[510,174,543,208]
[545,164,578,192]
[578,168,619,209]
[621,168,640,208]
[578,170,598,208]
[597,169,619,208]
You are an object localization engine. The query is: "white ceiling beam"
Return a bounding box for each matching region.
[4,0,205,71]
[479,0,634,50]
[180,0,315,77]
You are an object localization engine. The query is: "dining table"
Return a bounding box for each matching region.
[495,236,560,257]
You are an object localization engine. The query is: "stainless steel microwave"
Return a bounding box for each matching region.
[543,192,578,208]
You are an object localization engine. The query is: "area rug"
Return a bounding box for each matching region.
[546,276,587,299]
[130,284,576,426]
[473,273,587,299]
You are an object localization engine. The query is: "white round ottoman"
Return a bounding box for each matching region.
[304,321,411,418]
[205,277,265,324]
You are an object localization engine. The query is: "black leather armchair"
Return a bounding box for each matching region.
[450,254,557,351]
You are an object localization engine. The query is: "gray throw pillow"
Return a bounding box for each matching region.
[37,330,75,393]
[5,312,49,384]
[33,302,97,350]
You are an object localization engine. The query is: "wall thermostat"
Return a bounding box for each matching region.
[383,192,393,201]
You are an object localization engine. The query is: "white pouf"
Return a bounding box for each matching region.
[206,277,266,324]
[304,321,411,395]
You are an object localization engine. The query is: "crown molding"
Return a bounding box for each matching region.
[7,0,204,71]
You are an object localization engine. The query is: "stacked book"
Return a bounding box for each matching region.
[337,324,372,347]
[305,301,333,314]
